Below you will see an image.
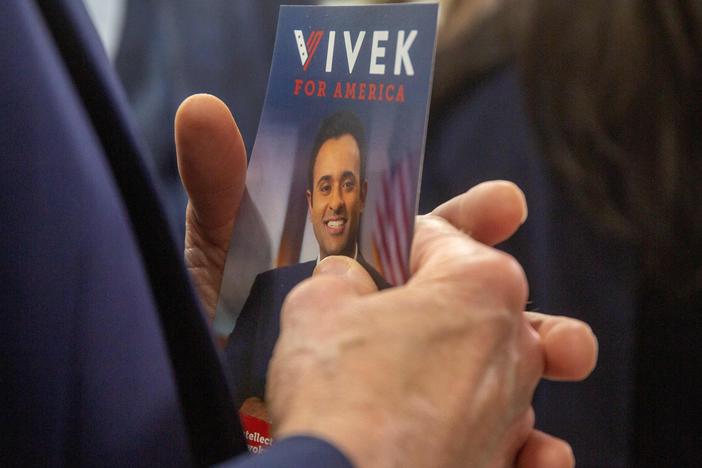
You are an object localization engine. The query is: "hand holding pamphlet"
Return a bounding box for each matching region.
[214,3,439,453]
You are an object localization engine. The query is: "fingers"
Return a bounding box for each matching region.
[430,182,597,383]
[517,430,574,468]
[175,94,247,242]
[525,312,598,381]
[431,180,527,246]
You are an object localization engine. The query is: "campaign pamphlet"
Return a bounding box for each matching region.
[214,3,438,453]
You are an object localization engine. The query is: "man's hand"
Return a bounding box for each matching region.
[175,94,247,322]
[266,181,595,468]
[174,94,597,467]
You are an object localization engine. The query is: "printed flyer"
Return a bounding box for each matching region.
[215,3,438,453]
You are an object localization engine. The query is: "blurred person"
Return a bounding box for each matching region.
[521,1,702,465]
[421,0,702,465]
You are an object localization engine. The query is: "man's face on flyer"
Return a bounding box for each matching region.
[307,134,366,259]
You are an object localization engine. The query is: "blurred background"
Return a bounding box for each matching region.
[82,1,702,467]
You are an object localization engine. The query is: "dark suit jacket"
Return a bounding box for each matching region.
[227,256,389,409]
[0,1,350,466]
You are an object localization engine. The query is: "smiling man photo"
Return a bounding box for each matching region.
[306,119,366,260]
[305,111,387,284]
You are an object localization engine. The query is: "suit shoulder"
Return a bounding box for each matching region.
[254,260,316,285]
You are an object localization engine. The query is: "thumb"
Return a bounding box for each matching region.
[176,94,246,245]
[279,256,376,334]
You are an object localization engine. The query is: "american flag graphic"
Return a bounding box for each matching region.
[293,30,324,71]
[371,154,415,286]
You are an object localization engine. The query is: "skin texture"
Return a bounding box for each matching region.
[175,94,597,468]
[306,134,367,259]
[175,94,247,323]
[270,215,540,467]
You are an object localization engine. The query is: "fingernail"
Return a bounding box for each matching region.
[497,180,528,224]
[314,256,351,277]
[517,189,528,224]
[314,256,378,295]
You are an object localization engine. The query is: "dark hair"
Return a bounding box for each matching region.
[307,110,367,192]
[521,0,702,295]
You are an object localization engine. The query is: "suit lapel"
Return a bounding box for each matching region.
[32,0,246,462]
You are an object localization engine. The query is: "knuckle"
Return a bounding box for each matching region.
[482,303,518,342]
[447,246,528,319]
[511,407,536,442]
[524,406,536,430]
[479,250,529,312]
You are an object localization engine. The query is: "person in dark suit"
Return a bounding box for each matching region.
[2,1,599,467]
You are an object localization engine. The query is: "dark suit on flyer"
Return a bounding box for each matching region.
[227,255,389,409]
[0,1,350,466]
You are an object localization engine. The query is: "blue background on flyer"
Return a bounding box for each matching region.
[253,3,438,226]
[264,3,438,144]
[215,3,437,334]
